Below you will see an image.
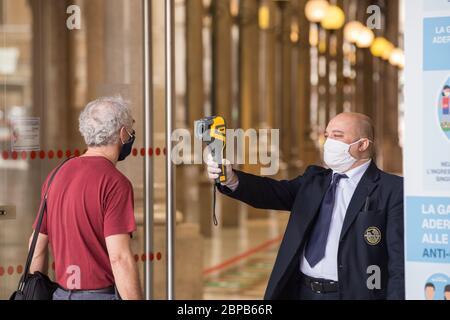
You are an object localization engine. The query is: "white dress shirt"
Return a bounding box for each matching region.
[299,160,372,281]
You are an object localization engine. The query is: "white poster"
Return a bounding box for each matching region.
[404,0,450,300]
[10,117,40,152]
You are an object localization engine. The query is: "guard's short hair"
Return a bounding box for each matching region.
[344,113,375,156]
[359,116,375,142]
[338,112,375,141]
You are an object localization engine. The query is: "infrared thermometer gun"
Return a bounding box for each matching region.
[194,116,227,184]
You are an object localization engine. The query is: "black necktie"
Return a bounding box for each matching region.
[304,173,348,268]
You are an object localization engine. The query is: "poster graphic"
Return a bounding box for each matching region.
[438,81,450,139]
[405,1,450,300]
[424,273,450,300]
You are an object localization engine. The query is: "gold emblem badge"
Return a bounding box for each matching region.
[364,227,381,245]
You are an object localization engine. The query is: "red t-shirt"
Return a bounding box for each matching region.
[32,156,136,290]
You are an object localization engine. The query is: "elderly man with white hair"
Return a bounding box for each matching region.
[28,96,143,300]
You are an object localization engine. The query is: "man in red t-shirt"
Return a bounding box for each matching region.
[30,96,143,300]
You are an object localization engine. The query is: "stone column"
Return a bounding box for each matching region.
[186,0,213,237]
[211,0,240,228]
[239,0,259,134]
[30,0,69,152]
[335,0,345,115]
[276,1,293,174]
[186,0,205,128]
[354,0,374,117]
[67,0,87,149]
[239,0,267,220]
[260,1,276,130]
[296,0,320,171]
[379,0,402,173]
[317,25,329,133]
[84,0,105,101]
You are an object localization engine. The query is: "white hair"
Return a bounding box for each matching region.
[79,96,133,147]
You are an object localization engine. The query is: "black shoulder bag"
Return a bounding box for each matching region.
[10,157,74,300]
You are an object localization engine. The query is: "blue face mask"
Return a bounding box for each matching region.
[118,129,135,162]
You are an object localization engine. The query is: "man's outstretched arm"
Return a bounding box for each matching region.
[206,154,305,211]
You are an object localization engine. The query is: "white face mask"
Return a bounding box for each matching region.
[324,138,371,173]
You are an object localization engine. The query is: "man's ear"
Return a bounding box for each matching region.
[359,139,370,152]
[119,127,126,144]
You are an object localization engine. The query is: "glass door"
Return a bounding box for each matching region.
[0,0,153,299]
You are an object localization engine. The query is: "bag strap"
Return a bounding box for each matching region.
[18,157,75,291]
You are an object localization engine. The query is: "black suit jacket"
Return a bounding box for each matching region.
[218,162,405,300]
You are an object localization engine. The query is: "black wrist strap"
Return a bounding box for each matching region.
[212,184,218,226]
[18,157,74,291]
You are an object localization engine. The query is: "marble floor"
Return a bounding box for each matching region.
[202,213,289,300]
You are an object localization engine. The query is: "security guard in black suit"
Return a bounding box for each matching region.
[207,113,404,300]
